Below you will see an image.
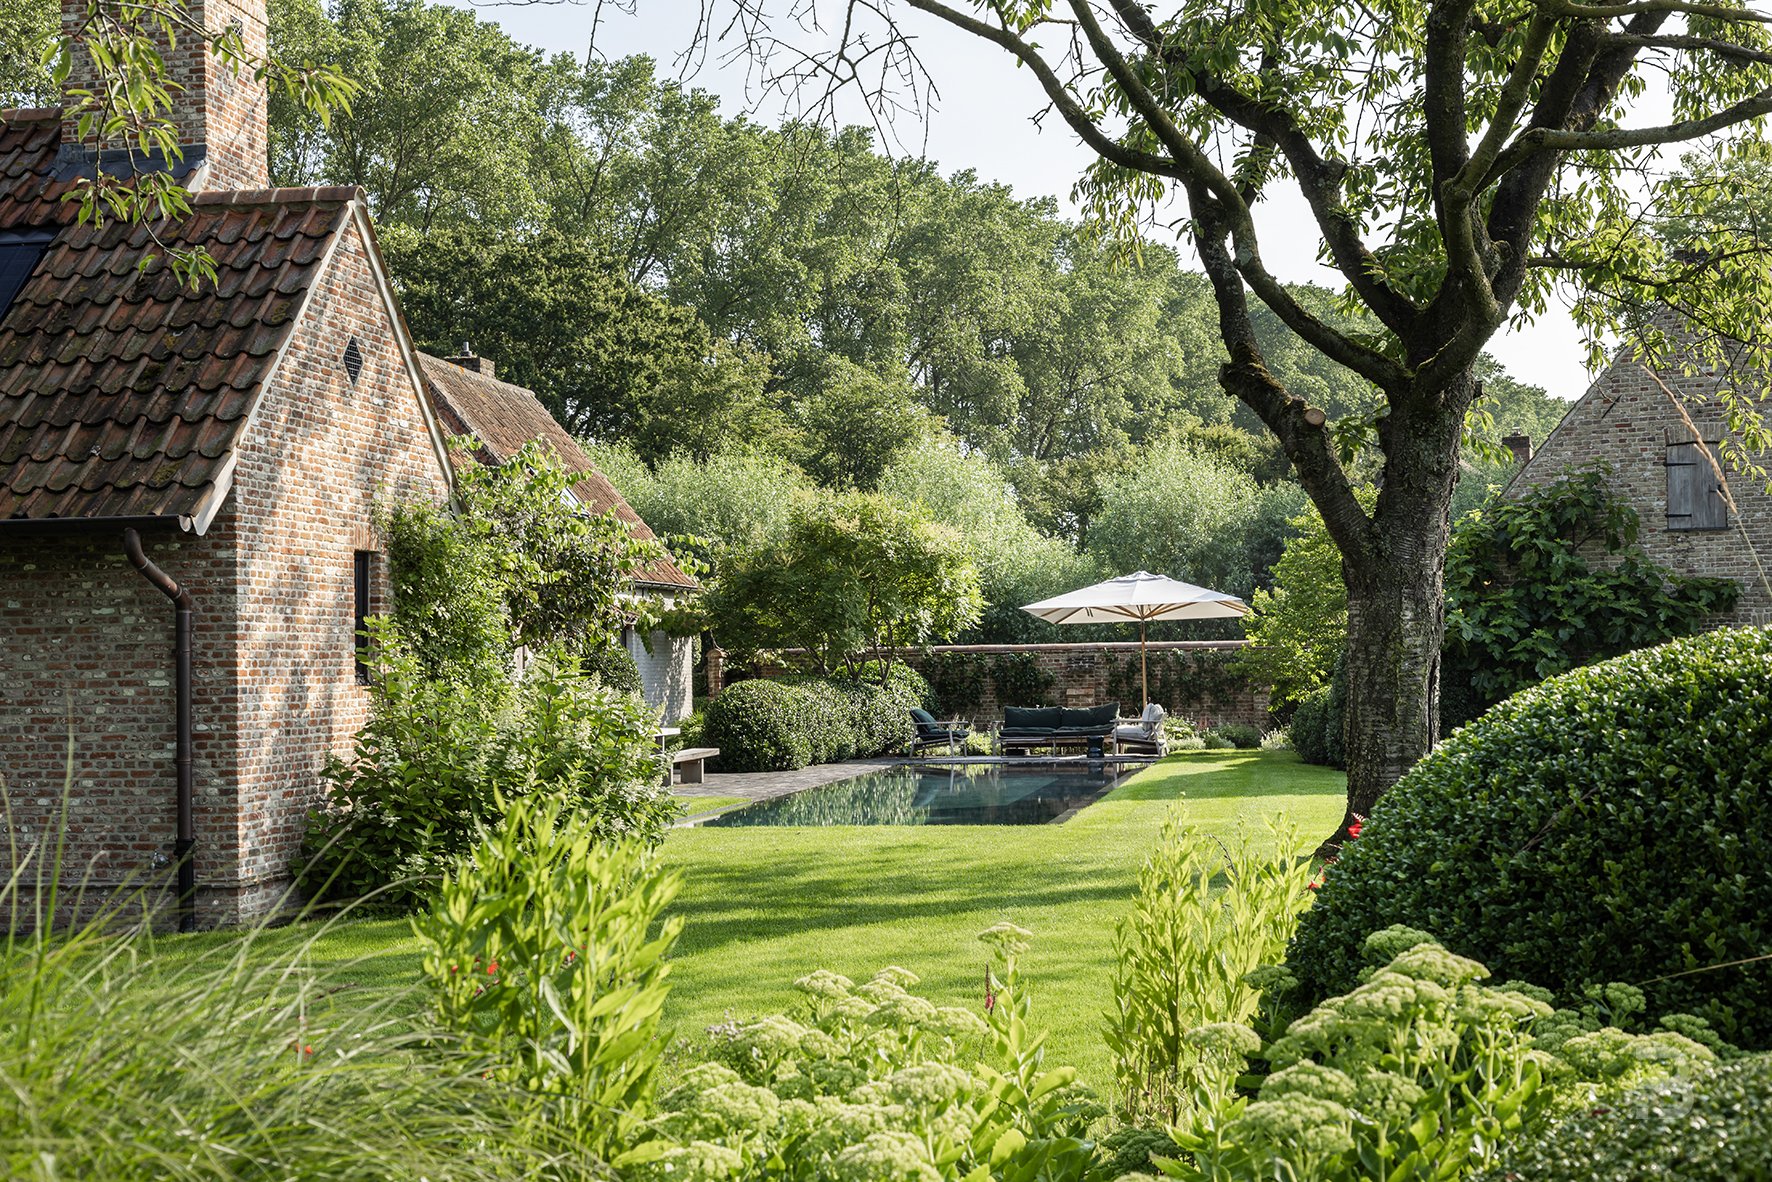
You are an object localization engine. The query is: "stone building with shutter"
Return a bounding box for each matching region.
[419,350,698,721]
[1506,330,1772,627]
[0,0,688,924]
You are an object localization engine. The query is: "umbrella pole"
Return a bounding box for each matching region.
[1140,618,1149,710]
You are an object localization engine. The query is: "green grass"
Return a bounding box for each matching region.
[158,750,1343,1090]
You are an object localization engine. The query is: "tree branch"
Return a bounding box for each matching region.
[1105,0,1421,333]
[1063,0,1413,388]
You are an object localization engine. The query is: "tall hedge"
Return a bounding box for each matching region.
[1287,627,1772,1046]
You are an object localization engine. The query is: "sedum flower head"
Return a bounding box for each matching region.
[737,1014,811,1059]
[1384,943,1489,988]
[978,922,1033,957]
[868,992,939,1028]
[871,965,923,988]
[1261,1060,1358,1107]
[799,1100,901,1159]
[795,969,856,999]
[660,1062,742,1110]
[1225,1095,1355,1160]
[829,1131,941,1182]
[700,1080,783,1130]
[1360,924,1440,966]
[639,1140,743,1181]
[930,1005,989,1040]
[830,995,878,1023]
[1185,1022,1262,1058]
[858,1063,974,1110]
[1348,1068,1428,1126]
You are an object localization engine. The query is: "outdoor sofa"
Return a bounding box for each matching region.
[996,703,1120,756]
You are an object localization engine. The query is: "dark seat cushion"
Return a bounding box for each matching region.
[1052,725,1111,738]
[910,707,938,728]
[1003,705,1063,730]
[1059,702,1119,729]
[997,727,1054,739]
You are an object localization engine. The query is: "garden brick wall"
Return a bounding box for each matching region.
[1508,332,1772,627]
[0,216,452,925]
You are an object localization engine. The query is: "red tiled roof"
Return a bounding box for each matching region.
[0,108,357,525]
[418,353,696,590]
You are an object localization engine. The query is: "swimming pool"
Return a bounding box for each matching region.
[700,762,1129,827]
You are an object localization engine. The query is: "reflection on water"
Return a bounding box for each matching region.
[703,763,1126,827]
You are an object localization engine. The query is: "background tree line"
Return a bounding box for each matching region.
[0,0,1570,647]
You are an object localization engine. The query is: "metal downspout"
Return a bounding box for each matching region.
[123,529,197,932]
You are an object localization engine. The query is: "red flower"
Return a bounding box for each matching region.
[487,961,499,975]
[302,1044,313,1056]
[1306,880,1321,892]
[1347,819,1364,840]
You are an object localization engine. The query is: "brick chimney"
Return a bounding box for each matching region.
[445,344,496,380]
[1502,432,1533,464]
[60,0,269,191]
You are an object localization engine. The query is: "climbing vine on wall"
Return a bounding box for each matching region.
[1106,650,1247,718]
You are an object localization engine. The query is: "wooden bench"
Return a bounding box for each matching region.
[665,747,720,786]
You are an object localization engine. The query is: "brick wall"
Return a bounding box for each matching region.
[58,0,270,191]
[0,526,235,923]
[221,216,451,918]
[0,212,451,926]
[1509,338,1772,627]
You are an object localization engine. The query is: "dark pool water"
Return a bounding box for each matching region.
[701,763,1128,827]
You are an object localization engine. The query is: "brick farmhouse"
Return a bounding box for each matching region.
[1507,324,1772,627]
[0,0,687,924]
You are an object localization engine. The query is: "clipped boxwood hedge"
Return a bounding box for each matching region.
[704,666,928,772]
[703,679,814,772]
[1478,1054,1772,1182]
[1287,627,1772,1046]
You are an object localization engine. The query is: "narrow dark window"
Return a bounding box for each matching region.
[353,550,373,683]
[343,335,365,384]
[1666,441,1728,531]
[0,230,55,319]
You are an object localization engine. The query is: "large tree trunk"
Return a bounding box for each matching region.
[1321,375,1467,857]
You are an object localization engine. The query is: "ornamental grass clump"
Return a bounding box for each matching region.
[1,783,602,1180]
[1287,626,1772,1046]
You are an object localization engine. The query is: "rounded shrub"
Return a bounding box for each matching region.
[1287,627,1772,1046]
[1478,1055,1772,1182]
[1288,686,1333,766]
[580,642,642,696]
[704,679,814,772]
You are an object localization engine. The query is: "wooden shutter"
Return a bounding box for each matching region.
[1666,441,1728,531]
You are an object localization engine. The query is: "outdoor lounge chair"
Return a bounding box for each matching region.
[909,707,971,755]
[996,703,1120,757]
[1114,702,1168,757]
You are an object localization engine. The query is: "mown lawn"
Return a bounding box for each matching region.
[158,750,1343,1089]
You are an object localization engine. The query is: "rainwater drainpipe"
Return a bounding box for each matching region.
[123,528,197,933]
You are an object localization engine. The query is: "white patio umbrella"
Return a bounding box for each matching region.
[1021,571,1250,708]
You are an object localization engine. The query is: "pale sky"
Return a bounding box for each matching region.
[463,0,1600,403]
